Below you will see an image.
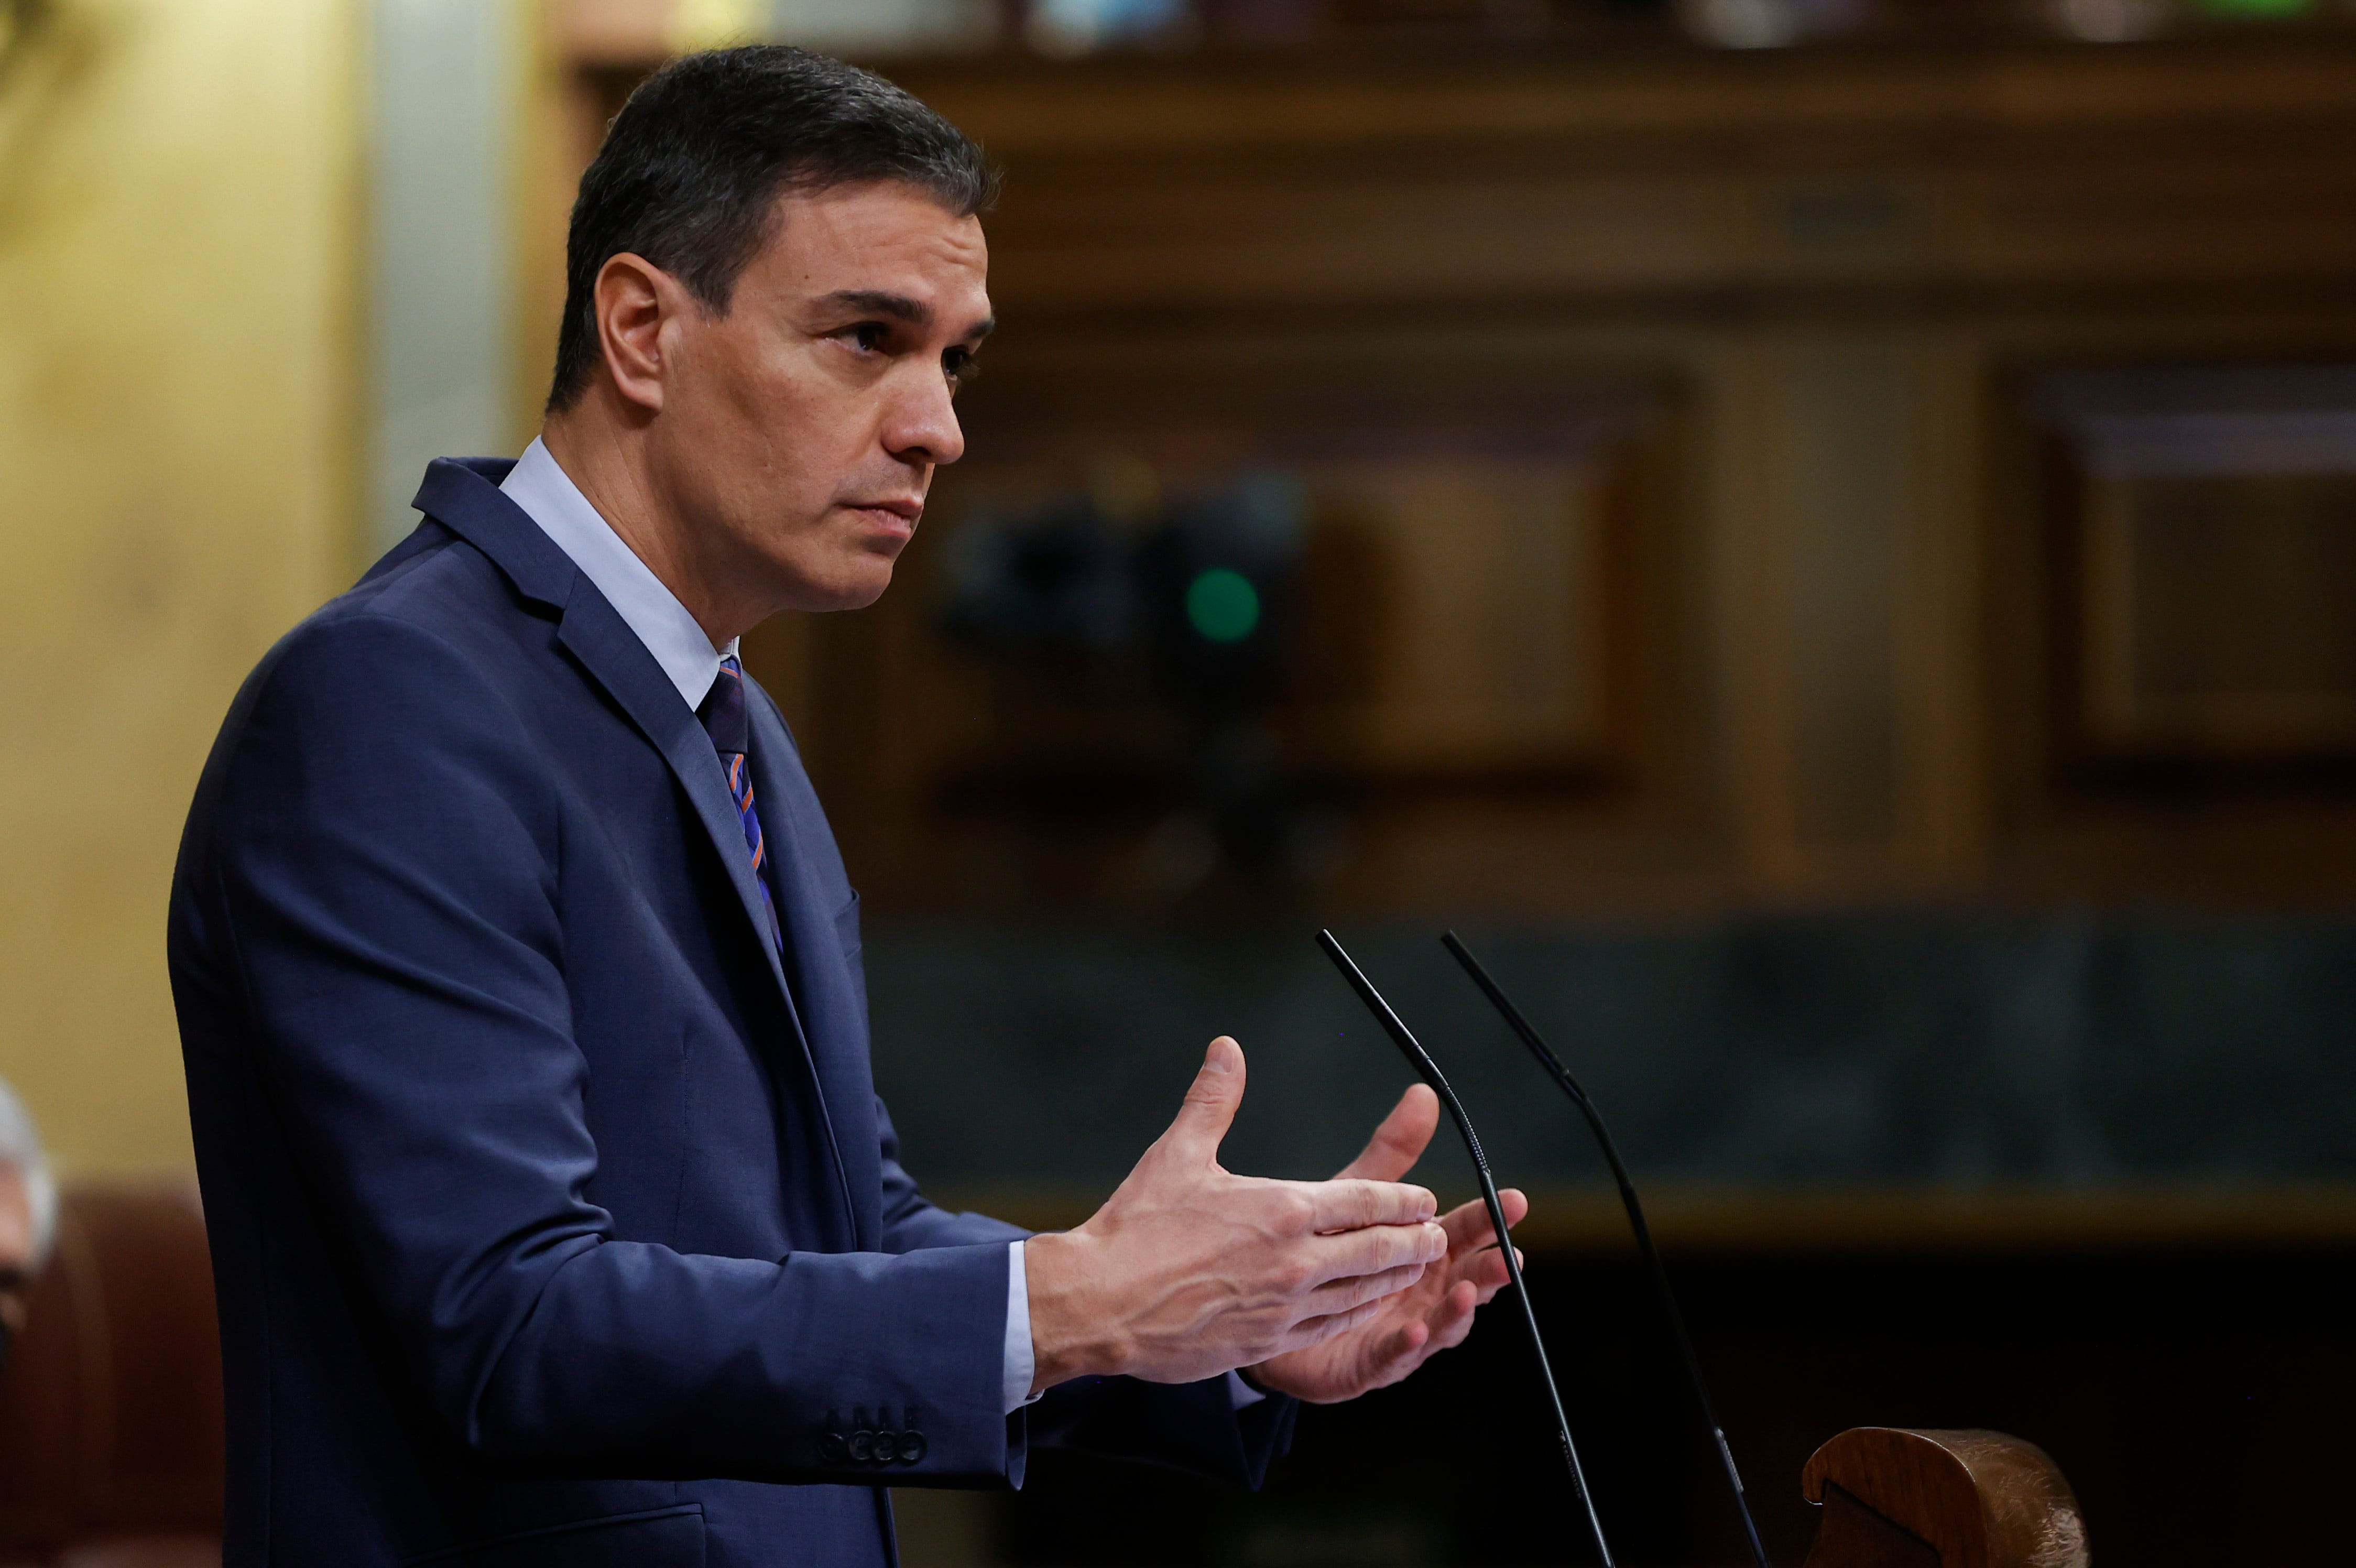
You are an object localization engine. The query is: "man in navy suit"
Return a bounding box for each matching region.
[170,47,1528,1567]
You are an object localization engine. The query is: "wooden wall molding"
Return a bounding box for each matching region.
[562,36,2356,913]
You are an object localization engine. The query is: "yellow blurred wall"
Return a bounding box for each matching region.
[0,0,356,1177]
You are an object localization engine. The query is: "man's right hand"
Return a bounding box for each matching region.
[1022,1036,1447,1392]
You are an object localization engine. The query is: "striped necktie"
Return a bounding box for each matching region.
[697,655,783,954]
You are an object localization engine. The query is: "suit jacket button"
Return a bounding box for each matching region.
[871,1430,899,1464]
[819,1430,848,1464]
[897,1430,927,1465]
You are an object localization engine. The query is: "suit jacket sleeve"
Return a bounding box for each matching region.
[870,1098,1297,1488]
[179,612,1013,1484]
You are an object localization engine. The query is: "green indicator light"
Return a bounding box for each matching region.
[2199,0,2308,15]
[1185,568,1260,643]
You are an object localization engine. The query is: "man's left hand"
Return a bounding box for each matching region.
[1246,1085,1525,1404]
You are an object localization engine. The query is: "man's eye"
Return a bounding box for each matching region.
[944,349,980,387]
[851,322,889,353]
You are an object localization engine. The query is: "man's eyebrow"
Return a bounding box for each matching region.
[818,290,994,342]
[822,289,931,325]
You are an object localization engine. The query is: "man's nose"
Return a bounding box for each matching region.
[882,365,966,469]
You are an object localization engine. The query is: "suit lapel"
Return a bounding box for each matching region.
[746,698,881,1250]
[414,459,859,1245]
[555,602,789,979]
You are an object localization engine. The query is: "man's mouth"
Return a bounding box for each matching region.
[843,498,924,535]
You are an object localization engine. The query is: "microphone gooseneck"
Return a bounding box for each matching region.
[1315,929,1616,1568]
[1440,930,1772,1568]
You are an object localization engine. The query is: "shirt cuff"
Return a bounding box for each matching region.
[1225,1369,1267,1410]
[1004,1238,1040,1414]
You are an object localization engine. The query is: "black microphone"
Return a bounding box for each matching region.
[1315,929,1616,1568]
[1440,930,1772,1568]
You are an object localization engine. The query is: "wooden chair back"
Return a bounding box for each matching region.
[0,1186,222,1564]
[1802,1427,2089,1568]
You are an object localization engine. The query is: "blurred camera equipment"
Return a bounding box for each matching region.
[942,471,1315,879]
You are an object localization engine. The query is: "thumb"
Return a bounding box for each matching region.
[1161,1036,1246,1164]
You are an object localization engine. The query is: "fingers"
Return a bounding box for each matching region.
[1157,1037,1246,1164]
[1303,1258,1428,1316]
[1325,1278,1481,1392]
[1278,1294,1391,1356]
[1437,1198,1522,1297]
[1305,1177,1438,1234]
[1373,1316,1432,1373]
[1437,1186,1529,1250]
[1419,1280,1482,1354]
[1299,1216,1446,1288]
[1262,1258,1503,1404]
[1375,1281,1471,1371]
[1457,1242,1521,1300]
[1369,1280,1481,1378]
[1333,1084,1440,1182]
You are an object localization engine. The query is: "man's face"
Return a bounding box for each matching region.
[0,1164,32,1357]
[643,181,992,617]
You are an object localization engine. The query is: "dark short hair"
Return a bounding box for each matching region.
[547,46,997,412]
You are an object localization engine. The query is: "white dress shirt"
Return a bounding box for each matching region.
[497,439,1257,1418]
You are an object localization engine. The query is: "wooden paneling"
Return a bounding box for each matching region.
[907,40,2356,318]
[1985,363,2356,904]
[2026,366,2356,761]
[2085,472,2356,752]
[556,35,2356,914]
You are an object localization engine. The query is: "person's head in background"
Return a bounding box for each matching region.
[0,1079,56,1365]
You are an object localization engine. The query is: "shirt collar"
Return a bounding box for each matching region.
[499,437,738,712]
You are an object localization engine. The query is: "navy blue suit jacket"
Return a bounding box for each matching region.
[169,459,1295,1567]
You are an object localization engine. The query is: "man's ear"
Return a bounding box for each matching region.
[593,252,678,413]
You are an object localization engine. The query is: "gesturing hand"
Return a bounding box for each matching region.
[1246,1084,1527,1404]
[1023,1037,1447,1391]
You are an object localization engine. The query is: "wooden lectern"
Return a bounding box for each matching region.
[1802,1428,2089,1568]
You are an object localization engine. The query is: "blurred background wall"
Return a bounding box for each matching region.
[5,0,2356,1561]
[0,0,354,1179]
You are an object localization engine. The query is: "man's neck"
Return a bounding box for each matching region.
[540,415,736,648]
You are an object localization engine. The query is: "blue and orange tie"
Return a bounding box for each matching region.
[697,655,782,954]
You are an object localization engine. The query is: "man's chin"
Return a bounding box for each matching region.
[791,559,896,614]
